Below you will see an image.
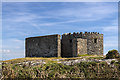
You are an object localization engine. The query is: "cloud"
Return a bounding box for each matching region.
[2,52,24,60]
[2,49,11,53]
[104,36,118,47]
[2,38,25,60]
[2,38,24,50]
[3,2,117,25]
[3,2,118,37]
[103,36,118,55]
[2,0,119,2]
[103,26,118,32]
[43,3,117,21]
[104,40,118,48]
[2,2,118,60]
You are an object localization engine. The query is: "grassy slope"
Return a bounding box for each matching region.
[2,56,120,79]
[2,55,105,63]
[2,61,120,79]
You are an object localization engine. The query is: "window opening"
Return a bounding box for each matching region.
[94,39,97,43]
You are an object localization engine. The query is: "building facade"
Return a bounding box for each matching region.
[61,32,103,57]
[25,34,61,57]
[25,32,103,57]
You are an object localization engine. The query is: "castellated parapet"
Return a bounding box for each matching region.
[25,32,103,57]
[61,32,103,57]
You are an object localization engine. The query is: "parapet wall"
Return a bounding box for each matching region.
[62,32,102,38]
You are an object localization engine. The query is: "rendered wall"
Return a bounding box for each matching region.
[25,34,61,57]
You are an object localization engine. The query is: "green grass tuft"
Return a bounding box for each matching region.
[78,54,94,57]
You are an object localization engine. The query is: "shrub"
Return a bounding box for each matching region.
[106,49,119,59]
[111,60,115,64]
[116,58,120,64]
[78,54,92,57]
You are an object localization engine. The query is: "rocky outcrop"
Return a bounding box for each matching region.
[2,58,118,66]
[2,58,120,79]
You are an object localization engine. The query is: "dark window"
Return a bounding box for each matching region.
[94,39,97,43]
[70,39,72,43]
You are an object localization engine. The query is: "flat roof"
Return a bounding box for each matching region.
[26,34,60,39]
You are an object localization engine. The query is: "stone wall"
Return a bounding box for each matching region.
[61,35,73,57]
[62,32,103,57]
[76,38,87,55]
[25,32,103,58]
[86,33,103,55]
[72,38,87,56]
[25,34,61,57]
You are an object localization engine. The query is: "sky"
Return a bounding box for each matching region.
[2,2,118,60]
[2,0,120,2]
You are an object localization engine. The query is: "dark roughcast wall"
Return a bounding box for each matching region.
[25,34,61,57]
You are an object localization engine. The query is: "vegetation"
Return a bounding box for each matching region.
[78,54,93,57]
[111,60,116,64]
[2,57,63,63]
[116,57,120,64]
[2,57,83,63]
[106,49,119,59]
[2,50,120,79]
[87,56,104,59]
[2,56,105,63]
[2,61,120,79]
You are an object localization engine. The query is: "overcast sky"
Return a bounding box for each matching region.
[2,2,118,60]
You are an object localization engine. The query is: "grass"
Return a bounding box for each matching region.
[2,61,120,79]
[2,55,120,79]
[2,57,62,63]
[0,64,1,69]
[78,54,93,57]
[88,56,104,59]
[2,57,83,63]
[2,55,105,63]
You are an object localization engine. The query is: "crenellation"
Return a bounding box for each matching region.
[85,32,87,34]
[95,32,97,34]
[61,32,103,57]
[80,32,83,34]
[73,32,76,34]
[64,33,67,35]
[73,32,76,35]
[68,33,71,35]
[77,32,79,34]
[26,32,103,58]
[62,33,65,36]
